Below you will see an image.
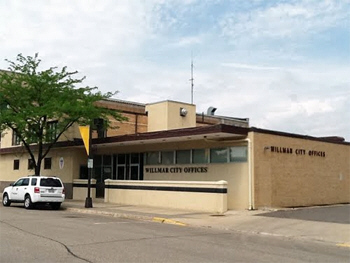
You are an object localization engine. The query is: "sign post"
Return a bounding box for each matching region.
[79,125,93,208]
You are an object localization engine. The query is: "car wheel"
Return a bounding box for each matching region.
[24,195,33,209]
[2,193,11,206]
[51,203,61,210]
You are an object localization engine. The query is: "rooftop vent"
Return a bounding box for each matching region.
[207,106,217,116]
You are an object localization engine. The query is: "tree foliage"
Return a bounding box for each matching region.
[0,53,127,175]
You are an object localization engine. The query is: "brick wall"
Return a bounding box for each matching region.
[251,132,350,208]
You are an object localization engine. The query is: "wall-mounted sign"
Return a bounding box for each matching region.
[269,146,326,157]
[87,158,94,168]
[59,157,64,169]
[145,167,208,173]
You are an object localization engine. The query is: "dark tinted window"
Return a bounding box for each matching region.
[22,178,29,186]
[31,178,37,186]
[44,158,52,169]
[12,131,20,145]
[40,178,62,187]
[13,159,20,170]
[28,159,34,170]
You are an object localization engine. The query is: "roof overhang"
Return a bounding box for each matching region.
[92,124,249,148]
[0,124,248,154]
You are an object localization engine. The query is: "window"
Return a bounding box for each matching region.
[13,179,24,186]
[14,178,29,186]
[161,151,174,165]
[40,178,62,187]
[145,152,159,165]
[44,157,52,169]
[12,131,20,146]
[192,149,208,164]
[46,121,58,142]
[176,150,191,164]
[144,146,246,165]
[130,153,139,164]
[28,159,35,170]
[79,165,88,180]
[22,178,29,186]
[94,118,106,138]
[102,155,112,181]
[229,146,247,162]
[210,148,228,163]
[13,159,19,170]
[31,178,37,186]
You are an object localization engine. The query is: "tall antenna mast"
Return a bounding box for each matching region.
[190,53,194,104]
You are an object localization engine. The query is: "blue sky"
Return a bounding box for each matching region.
[0,0,349,139]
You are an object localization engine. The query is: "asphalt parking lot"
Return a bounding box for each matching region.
[258,204,350,224]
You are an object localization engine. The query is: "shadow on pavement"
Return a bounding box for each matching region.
[257,204,350,224]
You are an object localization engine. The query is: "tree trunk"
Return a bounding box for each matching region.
[35,158,42,176]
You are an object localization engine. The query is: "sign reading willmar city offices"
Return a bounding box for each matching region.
[269,146,326,157]
[146,167,208,174]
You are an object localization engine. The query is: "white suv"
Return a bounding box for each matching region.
[2,176,65,210]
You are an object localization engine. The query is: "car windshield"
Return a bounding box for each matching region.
[40,178,62,187]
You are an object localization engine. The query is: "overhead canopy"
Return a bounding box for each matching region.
[92,124,249,148]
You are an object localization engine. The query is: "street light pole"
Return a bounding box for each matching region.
[85,125,93,208]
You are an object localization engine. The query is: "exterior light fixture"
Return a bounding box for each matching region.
[180,107,188,117]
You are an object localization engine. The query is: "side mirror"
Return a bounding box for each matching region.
[10,183,14,186]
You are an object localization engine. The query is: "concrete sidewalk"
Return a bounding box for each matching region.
[63,199,350,247]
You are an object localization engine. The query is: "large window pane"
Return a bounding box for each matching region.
[46,121,58,142]
[192,149,208,164]
[94,155,102,166]
[146,152,159,165]
[12,131,20,145]
[161,151,174,165]
[210,148,228,163]
[229,146,248,162]
[103,155,112,165]
[130,153,139,164]
[93,167,102,181]
[44,157,52,169]
[117,166,125,180]
[176,150,191,164]
[130,166,139,180]
[117,154,126,165]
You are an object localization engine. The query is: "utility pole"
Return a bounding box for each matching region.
[190,54,194,104]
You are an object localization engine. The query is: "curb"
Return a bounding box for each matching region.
[153,217,187,226]
[66,207,187,227]
[66,207,153,221]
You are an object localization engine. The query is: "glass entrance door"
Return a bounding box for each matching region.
[93,155,112,198]
[114,153,143,180]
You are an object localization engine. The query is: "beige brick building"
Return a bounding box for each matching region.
[1,99,349,210]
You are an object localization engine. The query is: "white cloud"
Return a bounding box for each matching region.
[221,62,283,71]
[170,36,203,47]
[220,0,350,41]
[0,0,349,140]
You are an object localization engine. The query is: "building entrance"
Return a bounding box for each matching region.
[92,153,144,198]
[114,153,143,180]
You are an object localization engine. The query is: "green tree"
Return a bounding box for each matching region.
[0,53,127,176]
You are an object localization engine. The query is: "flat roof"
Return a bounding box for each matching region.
[92,124,249,147]
[1,124,348,154]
